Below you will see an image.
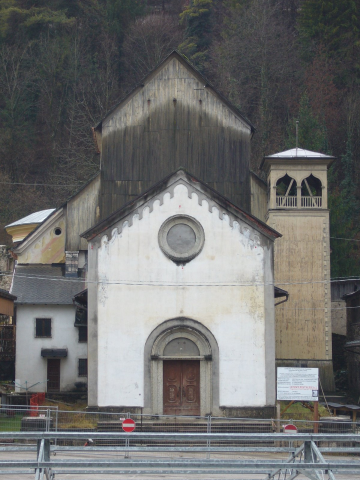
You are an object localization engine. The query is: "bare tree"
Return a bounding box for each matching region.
[0,44,38,182]
[122,14,183,86]
[210,0,301,165]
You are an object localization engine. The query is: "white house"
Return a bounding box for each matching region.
[12,264,86,393]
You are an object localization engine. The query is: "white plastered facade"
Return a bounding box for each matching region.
[87,177,276,414]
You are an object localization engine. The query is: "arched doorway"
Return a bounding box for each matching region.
[144,318,219,416]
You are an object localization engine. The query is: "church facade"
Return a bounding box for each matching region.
[7,51,335,414]
[83,169,279,415]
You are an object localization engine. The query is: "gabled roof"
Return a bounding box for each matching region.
[82,168,281,242]
[11,173,100,252]
[94,50,255,134]
[11,264,84,305]
[5,209,55,228]
[0,288,16,301]
[13,208,64,255]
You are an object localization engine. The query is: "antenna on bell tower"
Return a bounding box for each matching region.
[296,120,299,157]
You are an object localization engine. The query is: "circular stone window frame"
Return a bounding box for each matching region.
[158,215,205,263]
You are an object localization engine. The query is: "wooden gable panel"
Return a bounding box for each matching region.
[100,57,252,219]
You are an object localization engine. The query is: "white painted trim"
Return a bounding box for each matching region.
[14,209,64,254]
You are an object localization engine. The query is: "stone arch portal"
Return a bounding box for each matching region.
[143,318,219,416]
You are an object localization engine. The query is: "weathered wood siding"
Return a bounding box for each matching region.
[66,175,101,251]
[99,56,251,219]
[250,172,267,222]
[0,297,14,316]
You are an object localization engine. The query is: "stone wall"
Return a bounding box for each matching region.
[0,246,13,291]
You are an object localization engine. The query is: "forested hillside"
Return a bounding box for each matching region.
[0,0,359,276]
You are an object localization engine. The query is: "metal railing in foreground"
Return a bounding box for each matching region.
[1,405,359,437]
[0,431,359,479]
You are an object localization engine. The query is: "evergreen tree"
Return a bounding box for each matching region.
[300,0,359,52]
[106,0,146,41]
[179,0,213,71]
[285,93,328,153]
[299,0,360,81]
[0,0,75,42]
[329,137,360,277]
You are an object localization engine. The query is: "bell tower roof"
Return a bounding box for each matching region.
[260,147,335,172]
[265,147,334,159]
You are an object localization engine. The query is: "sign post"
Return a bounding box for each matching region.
[121,418,136,458]
[314,400,319,433]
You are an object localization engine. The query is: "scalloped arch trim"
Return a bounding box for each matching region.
[99,180,262,247]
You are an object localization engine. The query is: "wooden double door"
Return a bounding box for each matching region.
[163,360,200,416]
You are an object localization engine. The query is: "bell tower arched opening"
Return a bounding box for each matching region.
[276,174,297,208]
[301,174,322,208]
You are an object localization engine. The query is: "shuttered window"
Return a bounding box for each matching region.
[78,359,87,377]
[35,318,51,338]
[78,326,87,343]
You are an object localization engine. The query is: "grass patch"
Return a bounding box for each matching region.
[280,401,330,420]
[0,414,22,432]
[41,399,88,411]
[58,413,97,430]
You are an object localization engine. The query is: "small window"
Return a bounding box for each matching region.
[36,318,51,338]
[78,326,87,343]
[78,358,87,377]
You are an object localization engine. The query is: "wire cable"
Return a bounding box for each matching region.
[0,182,80,187]
[330,237,360,242]
[1,271,360,286]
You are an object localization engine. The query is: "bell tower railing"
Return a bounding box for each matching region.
[275,195,323,208]
[301,196,322,208]
[276,196,297,208]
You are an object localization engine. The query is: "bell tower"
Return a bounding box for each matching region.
[261,148,335,391]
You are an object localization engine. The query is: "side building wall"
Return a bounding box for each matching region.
[250,172,267,222]
[15,305,87,393]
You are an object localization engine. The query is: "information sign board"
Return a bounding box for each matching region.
[277,367,319,401]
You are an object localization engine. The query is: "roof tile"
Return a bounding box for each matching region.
[11,265,84,305]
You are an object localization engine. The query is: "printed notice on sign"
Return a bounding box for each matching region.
[277,367,319,401]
